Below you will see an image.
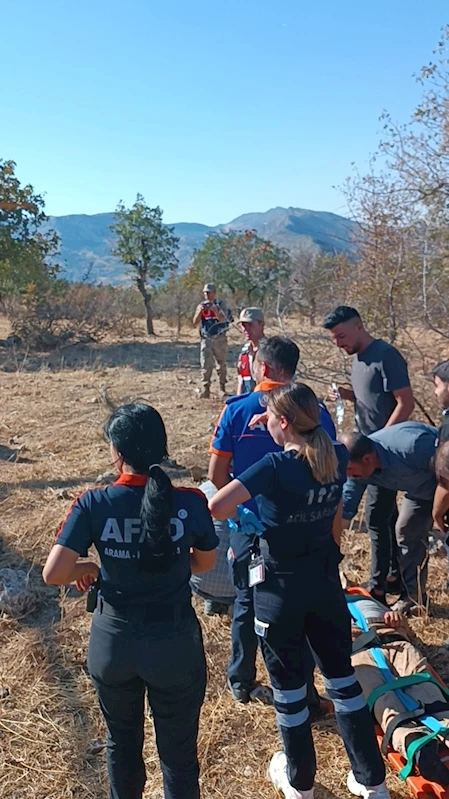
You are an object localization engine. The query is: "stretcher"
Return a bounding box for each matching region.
[346,587,449,799]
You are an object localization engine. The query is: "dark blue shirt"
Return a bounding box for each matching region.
[238,443,348,559]
[56,474,218,608]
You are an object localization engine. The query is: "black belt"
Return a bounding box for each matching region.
[352,629,406,655]
[96,596,192,623]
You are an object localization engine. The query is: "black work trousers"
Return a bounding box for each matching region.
[87,602,206,799]
[254,551,385,791]
[227,534,321,708]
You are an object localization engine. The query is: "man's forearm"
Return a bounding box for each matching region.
[208,455,232,489]
[210,470,231,490]
[332,502,343,547]
[433,484,449,533]
[385,388,414,427]
[342,477,367,522]
[384,402,411,427]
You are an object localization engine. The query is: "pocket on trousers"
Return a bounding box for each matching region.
[170,620,207,691]
[253,584,284,626]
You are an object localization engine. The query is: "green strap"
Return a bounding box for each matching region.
[400,731,445,780]
[367,672,449,711]
[346,592,449,780]
[368,672,449,781]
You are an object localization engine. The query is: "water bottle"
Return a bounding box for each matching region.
[332,382,345,427]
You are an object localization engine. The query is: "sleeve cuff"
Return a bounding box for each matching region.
[209,447,232,458]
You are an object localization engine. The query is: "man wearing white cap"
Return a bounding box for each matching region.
[193,283,229,399]
[237,307,265,394]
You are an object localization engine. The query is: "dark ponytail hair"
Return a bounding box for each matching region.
[105,403,175,573]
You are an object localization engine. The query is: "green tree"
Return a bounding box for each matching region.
[0,159,60,301]
[186,229,291,306]
[111,195,179,334]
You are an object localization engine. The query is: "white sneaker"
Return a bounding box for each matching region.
[269,751,314,799]
[347,770,391,799]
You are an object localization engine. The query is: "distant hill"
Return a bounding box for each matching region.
[48,206,355,285]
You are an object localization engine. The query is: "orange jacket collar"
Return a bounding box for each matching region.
[254,379,285,393]
[114,473,148,486]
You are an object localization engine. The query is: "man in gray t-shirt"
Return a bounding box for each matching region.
[350,339,411,435]
[324,306,415,604]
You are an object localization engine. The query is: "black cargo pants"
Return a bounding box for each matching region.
[87,600,206,799]
[254,550,385,791]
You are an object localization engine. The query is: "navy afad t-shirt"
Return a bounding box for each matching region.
[56,474,218,608]
[238,443,348,559]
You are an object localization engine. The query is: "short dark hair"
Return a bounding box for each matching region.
[341,432,375,461]
[323,306,361,330]
[257,336,299,378]
[432,360,449,384]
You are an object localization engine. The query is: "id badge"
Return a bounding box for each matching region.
[248,555,265,587]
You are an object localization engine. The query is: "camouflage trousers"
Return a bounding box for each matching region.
[200,334,227,390]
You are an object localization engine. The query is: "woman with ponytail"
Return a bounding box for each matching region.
[210,383,390,799]
[43,403,218,799]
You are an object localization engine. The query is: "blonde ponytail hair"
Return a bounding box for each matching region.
[267,382,339,484]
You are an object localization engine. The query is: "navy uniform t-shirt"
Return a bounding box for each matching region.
[56,474,218,608]
[238,443,348,560]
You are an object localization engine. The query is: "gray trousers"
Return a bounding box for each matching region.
[396,497,433,603]
[365,485,399,592]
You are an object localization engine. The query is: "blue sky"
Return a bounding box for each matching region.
[2,1,447,224]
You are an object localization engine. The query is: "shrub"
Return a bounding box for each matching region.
[10,282,144,350]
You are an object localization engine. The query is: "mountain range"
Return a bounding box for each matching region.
[48,206,355,285]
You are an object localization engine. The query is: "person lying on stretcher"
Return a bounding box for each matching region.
[350,594,449,785]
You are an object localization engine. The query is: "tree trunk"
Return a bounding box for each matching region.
[144,296,155,335]
[136,278,155,335]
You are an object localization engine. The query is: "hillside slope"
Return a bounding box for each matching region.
[49,206,355,284]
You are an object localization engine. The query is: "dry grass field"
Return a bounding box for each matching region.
[1,314,449,799]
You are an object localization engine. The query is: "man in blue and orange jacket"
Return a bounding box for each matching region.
[208,335,336,709]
